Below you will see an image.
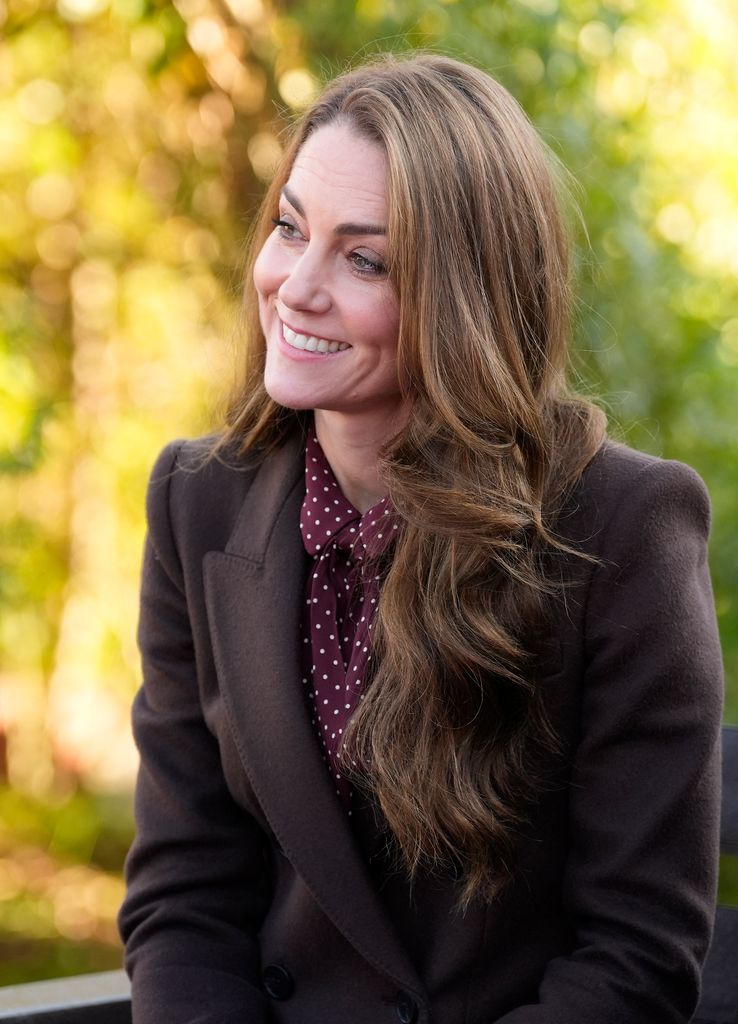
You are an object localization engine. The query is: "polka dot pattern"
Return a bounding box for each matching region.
[300,427,396,810]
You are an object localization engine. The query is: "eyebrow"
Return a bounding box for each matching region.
[281,185,386,237]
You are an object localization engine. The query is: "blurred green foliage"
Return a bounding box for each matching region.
[1,0,736,984]
[0,788,130,982]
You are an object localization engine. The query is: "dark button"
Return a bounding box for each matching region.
[262,963,294,1001]
[395,990,418,1023]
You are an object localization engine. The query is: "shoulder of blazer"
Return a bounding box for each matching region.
[144,431,304,577]
[553,437,711,555]
[534,438,712,675]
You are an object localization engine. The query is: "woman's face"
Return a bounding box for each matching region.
[253,121,402,421]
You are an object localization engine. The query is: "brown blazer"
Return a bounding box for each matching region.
[118,431,724,1024]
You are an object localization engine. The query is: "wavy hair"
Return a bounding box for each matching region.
[220,53,606,906]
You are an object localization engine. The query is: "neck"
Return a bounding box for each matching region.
[314,405,406,513]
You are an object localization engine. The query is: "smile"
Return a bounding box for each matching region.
[282,323,351,355]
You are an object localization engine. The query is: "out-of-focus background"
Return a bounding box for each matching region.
[1,0,736,987]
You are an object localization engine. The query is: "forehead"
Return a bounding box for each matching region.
[286,122,388,218]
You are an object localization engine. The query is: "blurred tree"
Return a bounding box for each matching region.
[0,0,736,983]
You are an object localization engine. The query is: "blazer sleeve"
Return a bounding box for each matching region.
[494,458,724,1024]
[118,442,272,1024]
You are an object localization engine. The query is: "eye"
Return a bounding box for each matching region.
[271,217,301,240]
[349,251,386,277]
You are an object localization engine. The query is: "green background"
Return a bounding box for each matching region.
[1,0,736,985]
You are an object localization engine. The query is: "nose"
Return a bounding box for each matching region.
[277,248,331,315]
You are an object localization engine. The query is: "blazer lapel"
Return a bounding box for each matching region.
[203,434,424,999]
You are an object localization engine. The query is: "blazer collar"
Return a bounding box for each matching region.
[203,432,424,1000]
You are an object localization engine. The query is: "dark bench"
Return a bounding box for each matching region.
[1,725,736,1023]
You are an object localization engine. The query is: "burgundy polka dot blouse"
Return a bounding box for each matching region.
[300,426,397,811]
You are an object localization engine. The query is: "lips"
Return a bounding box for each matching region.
[282,322,351,354]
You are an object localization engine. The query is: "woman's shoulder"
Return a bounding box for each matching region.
[582,437,707,495]
[558,437,711,550]
[147,432,260,509]
[143,432,300,560]
[150,432,261,476]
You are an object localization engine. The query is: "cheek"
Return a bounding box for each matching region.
[374,301,400,358]
[348,291,399,355]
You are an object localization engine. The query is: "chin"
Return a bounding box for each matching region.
[263,375,318,412]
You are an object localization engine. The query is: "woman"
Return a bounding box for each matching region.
[118,54,723,1024]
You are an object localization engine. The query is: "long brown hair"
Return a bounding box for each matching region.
[222,53,606,906]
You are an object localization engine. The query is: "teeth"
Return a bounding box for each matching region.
[282,325,303,348]
[282,322,349,355]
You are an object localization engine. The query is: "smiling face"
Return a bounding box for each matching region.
[253,121,402,425]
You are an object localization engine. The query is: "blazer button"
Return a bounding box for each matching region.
[262,963,294,1001]
[395,990,418,1023]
